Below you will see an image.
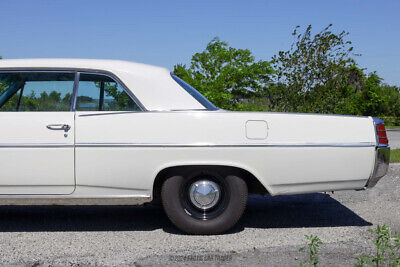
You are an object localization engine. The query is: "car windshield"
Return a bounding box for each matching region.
[170,73,218,110]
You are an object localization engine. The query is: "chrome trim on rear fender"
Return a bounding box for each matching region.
[75,142,375,148]
[366,146,390,188]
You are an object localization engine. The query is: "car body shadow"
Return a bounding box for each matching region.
[237,193,371,230]
[0,193,371,233]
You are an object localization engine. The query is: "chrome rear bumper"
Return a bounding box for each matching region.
[366,146,390,188]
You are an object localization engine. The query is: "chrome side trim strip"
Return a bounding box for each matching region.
[78,111,142,117]
[0,143,73,148]
[0,196,151,206]
[271,178,367,187]
[0,142,376,148]
[75,142,376,148]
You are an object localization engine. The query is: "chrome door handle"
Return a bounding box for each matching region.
[46,124,71,132]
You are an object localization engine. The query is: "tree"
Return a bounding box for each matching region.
[94,81,140,111]
[381,85,400,119]
[356,74,400,118]
[271,24,364,113]
[173,38,274,109]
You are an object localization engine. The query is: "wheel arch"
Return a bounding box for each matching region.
[151,164,270,204]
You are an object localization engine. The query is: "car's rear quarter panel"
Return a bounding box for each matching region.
[75,111,376,197]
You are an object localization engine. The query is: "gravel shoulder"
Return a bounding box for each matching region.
[0,164,398,266]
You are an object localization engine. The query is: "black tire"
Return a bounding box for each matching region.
[161,170,248,235]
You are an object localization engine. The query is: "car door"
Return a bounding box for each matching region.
[74,72,144,193]
[0,71,76,194]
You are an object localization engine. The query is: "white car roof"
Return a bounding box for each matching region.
[0,58,208,111]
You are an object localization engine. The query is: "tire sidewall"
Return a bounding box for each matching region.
[161,171,248,235]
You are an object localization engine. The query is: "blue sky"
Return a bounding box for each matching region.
[0,0,399,85]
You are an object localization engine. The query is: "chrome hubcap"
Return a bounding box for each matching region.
[189,180,221,210]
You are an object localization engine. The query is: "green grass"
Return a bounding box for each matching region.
[391,149,400,163]
[386,125,400,129]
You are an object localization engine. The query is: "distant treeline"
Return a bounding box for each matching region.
[174,25,400,125]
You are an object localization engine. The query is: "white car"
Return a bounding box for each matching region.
[0,59,390,234]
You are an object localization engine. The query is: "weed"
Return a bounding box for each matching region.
[355,225,400,266]
[299,234,323,267]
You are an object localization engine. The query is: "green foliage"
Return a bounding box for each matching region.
[94,82,140,111]
[0,90,71,111]
[298,226,400,266]
[390,149,400,163]
[272,24,360,113]
[351,77,400,123]
[173,37,274,109]
[173,26,400,122]
[355,225,400,267]
[386,126,400,129]
[270,25,400,118]
[270,24,400,117]
[299,234,323,267]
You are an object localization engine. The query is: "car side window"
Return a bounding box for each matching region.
[76,73,141,112]
[0,72,74,111]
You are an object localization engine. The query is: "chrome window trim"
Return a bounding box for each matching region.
[170,73,218,111]
[0,68,147,111]
[71,72,80,111]
[76,71,145,112]
[0,70,78,112]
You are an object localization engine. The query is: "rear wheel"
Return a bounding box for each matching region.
[161,170,248,235]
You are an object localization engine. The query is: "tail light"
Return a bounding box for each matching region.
[374,118,389,146]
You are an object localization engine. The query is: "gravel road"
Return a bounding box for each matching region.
[0,164,399,266]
